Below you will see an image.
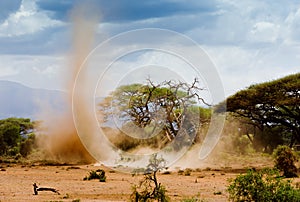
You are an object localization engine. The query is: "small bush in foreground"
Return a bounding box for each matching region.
[228,168,300,202]
[273,145,298,177]
[130,154,170,201]
[83,169,106,182]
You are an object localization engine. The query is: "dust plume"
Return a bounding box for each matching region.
[36,4,99,163]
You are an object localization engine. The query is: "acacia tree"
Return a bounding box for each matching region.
[0,117,34,156]
[216,73,300,150]
[99,78,209,149]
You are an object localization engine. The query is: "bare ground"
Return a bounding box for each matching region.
[0,164,233,201]
[0,153,299,202]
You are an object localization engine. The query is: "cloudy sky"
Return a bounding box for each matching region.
[0,0,299,99]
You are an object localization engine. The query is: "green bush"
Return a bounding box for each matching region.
[273,145,298,177]
[19,134,35,157]
[227,168,300,202]
[0,118,35,157]
[231,134,253,154]
[83,169,106,182]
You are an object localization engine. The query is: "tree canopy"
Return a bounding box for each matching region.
[216,73,300,148]
[0,117,35,156]
[99,79,210,150]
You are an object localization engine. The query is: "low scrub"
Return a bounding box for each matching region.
[228,168,300,202]
[130,154,170,202]
[83,169,106,182]
[273,145,298,177]
[181,198,206,202]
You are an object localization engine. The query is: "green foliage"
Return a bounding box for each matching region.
[111,131,140,151]
[228,168,300,202]
[0,122,20,147]
[232,134,252,155]
[0,117,35,156]
[198,107,212,122]
[83,169,106,182]
[19,133,36,157]
[99,79,208,151]
[273,145,298,178]
[130,154,170,202]
[216,73,300,150]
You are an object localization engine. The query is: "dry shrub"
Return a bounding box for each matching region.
[273,145,298,178]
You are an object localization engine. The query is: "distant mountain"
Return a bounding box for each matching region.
[0,80,66,120]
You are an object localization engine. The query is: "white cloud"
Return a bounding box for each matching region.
[183,0,300,48]
[204,44,300,96]
[0,0,298,99]
[285,7,300,44]
[0,66,18,77]
[181,0,300,97]
[0,54,65,90]
[249,21,280,43]
[0,0,64,37]
[93,45,219,104]
[32,64,60,76]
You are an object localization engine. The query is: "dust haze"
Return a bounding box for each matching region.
[36,4,99,163]
[35,4,227,168]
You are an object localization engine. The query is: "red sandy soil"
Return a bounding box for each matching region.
[0,163,238,202]
[1,151,299,202]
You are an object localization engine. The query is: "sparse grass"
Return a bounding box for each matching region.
[184,168,192,176]
[131,168,146,176]
[62,193,70,199]
[66,166,80,171]
[181,196,207,202]
[195,168,202,172]
[32,159,68,166]
[83,169,106,182]
[206,151,274,169]
[203,167,211,171]
[0,156,19,164]
[47,201,63,202]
